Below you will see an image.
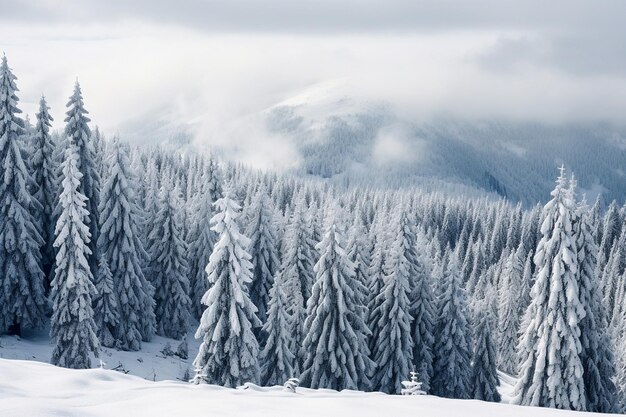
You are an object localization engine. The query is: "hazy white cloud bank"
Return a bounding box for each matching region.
[1,0,626,168]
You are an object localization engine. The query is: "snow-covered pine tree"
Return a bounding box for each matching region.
[367,210,388,351]
[146,185,191,340]
[97,141,155,350]
[278,194,317,372]
[0,54,46,335]
[497,245,524,374]
[514,167,586,411]
[519,250,534,316]
[346,210,371,310]
[431,258,472,399]
[260,270,296,386]
[300,208,372,391]
[187,187,218,320]
[370,207,415,394]
[245,186,280,324]
[471,310,501,402]
[193,184,261,387]
[571,188,618,413]
[92,252,119,348]
[50,145,99,369]
[409,231,436,393]
[64,81,101,274]
[30,95,57,291]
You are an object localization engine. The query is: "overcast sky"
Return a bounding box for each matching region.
[2,0,626,166]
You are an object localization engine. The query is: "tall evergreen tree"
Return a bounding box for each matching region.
[187,188,217,320]
[497,245,524,374]
[0,55,46,335]
[278,194,317,372]
[146,185,191,339]
[370,208,415,394]
[260,271,296,386]
[92,252,119,348]
[64,81,100,274]
[193,185,261,387]
[410,232,436,393]
[471,310,501,403]
[246,187,281,324]
[300,210,372,391]
[97,141,155,350]
[572,191,618,413]
[514,168,586,411]
[30,95,57,291]
[431,259,472,399]
[50,146,99,369]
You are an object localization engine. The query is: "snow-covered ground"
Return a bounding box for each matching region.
[0,358,605,417]
[0,327,201,382]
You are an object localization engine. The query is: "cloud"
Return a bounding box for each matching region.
[1,1,626,169]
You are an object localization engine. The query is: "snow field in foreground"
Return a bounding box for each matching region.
[0,358,606,417]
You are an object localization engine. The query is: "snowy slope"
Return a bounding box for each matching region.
[0,327,200,382]
[258,82,626,205]
[0,358,607,417]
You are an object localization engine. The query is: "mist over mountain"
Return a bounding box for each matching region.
[154,82,625,206]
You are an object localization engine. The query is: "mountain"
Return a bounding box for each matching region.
[259,82,626,205]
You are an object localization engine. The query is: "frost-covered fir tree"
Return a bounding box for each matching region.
[0,55,46,335]
[497,245,524,374]
[50,146,99,369]
[409,231,436,393]
[431,259,472,399]
[147,185,191,340]
[92,252,119,348]
[193,185,261,387]
[471,310,501,403]
[514,168,586,411]
[300,209,372,391]
[64,81,101,274]
[245,187,281,324]
[187,188,217,320]
[30,95,57,290]
[260,271,296,386]
[278,194,316,372]
[370,208,415,394]
[97,141,155,350]
[572,189,618,413]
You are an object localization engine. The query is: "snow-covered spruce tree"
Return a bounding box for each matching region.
[514,168,586,411]
[97,141,155,350]
[50,145,99,368]
[30,95,57,290]
[471,310,501,402]
[278,194,317,372]
[0,55,46,335]
[572,189,618,413]
[193,185,261,387]
[146,185,191,340]
[260,271,296,386]
[370,208,415,394]
[245,187,280,324]
[430,259,473,399]
[366,211,388,352]
[92,252,119,348]
[410,231,436,393]
[300,209,372,391]
[187,188,218,320]
[497,245,524,374]
[64,81,101,274]
[346,210,371,309]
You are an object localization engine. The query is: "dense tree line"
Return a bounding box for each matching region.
[2,55,626,413]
